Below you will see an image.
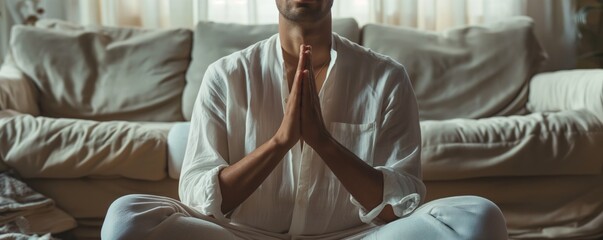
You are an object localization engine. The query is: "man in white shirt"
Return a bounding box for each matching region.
[101,0,508,239]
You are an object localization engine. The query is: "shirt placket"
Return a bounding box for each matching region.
[288,144,313,235]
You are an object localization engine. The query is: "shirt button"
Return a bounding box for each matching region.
[284,97,288,103]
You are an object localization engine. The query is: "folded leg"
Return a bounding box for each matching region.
[361,196,507,240]
[101,194,239,240]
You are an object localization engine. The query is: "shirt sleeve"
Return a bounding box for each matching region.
[178,64,231,220]
[350,67,426,223]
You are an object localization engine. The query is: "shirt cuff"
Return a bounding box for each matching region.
[194,165,229,221]
[349,167,421,223]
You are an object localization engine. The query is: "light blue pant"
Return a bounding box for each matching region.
[101,194,507,240]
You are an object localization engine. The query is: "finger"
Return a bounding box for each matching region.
[296,44,307,77]
[287,79,302,116]
[301,69,312,107]
[288,45,307,109]
[296,70,310,109]
[304,48,314,76]
[303,49,319,101]
[303,60,322,115]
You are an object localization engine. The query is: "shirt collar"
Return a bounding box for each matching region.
[274,33,339,107]
[275,33,339,76]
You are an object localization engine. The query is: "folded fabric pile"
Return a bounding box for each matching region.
[0,172,76,240]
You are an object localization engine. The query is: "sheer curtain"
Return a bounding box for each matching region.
[34,0,563,30]
[1,0,576,70]
[334,0,527,31]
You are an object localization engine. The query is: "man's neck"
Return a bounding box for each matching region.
[278,14,332,69]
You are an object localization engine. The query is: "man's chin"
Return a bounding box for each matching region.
[280,1,330,22]
[284,9,318,21]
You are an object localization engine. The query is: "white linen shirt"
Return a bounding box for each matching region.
[179,33,425,237]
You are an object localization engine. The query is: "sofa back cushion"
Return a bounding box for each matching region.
[9,19,192,122]
[362,16,547,120]
[182,18,360,120]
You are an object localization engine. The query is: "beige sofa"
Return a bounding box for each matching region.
[0,17,602,240]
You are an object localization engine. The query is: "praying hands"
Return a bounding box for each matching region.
[273,44,397,222]
[274,44,331,149]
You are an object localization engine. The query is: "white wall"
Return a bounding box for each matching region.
[0,1,8,65]
[526,0,577,72]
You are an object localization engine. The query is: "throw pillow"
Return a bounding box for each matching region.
[362,16,547,120]
[10,19,192,122]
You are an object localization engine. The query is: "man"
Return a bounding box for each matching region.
[101,0,508,239]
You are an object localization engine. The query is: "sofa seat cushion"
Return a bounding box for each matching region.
[0,114,174,180]
[362,16,547,120]
[9,19,192,122]
[421,109,603,181]
[182,18,361,120]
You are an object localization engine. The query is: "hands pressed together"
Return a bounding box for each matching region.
[214,37,394,220]
[273,44,330,150]
[225,45,390,220]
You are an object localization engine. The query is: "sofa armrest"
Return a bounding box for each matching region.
[0,53,39,115]
[0,115,170,180]
[527,70,603,122]
[167,122,191,179]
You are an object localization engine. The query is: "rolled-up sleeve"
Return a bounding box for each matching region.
[178,64,231,220]
[350,67,426,223]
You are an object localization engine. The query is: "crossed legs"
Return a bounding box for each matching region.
[101,194,507,240]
